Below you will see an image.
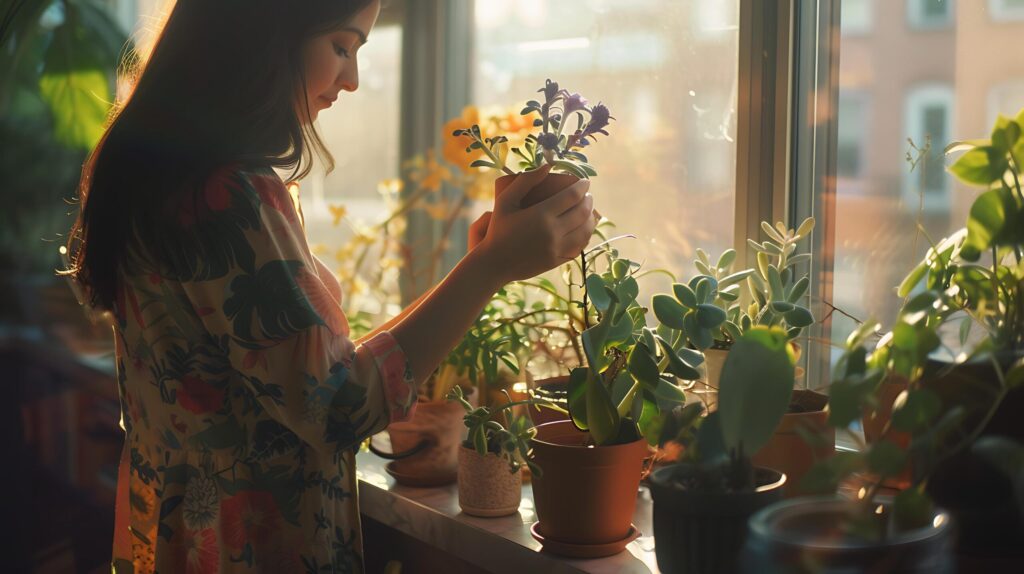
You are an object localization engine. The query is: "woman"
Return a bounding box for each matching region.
[66,0,595,571]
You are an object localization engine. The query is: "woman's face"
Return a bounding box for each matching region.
[299,0,381,122]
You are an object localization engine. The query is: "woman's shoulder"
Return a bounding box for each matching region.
[193,163,299,224]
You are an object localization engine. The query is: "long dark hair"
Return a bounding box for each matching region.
[65,0,374,310]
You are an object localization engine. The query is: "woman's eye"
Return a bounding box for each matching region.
[333,43,350,58]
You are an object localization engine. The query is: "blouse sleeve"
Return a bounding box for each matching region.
[178,167,418,456]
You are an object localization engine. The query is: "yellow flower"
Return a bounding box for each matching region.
[328,204,347,227]
[420,152,452,192]
[442,106,485,173]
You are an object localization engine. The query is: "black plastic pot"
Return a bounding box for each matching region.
[740,496,954,573]
[648,464,786,574]
[921,354,1024,560]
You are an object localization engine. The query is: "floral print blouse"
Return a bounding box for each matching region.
[109,166,418,573]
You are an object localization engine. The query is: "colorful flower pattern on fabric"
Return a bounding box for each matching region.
[109,166,417,573]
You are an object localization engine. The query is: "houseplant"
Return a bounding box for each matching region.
[648,326,794,574]
[446,385,542,517]
[528,243,698,556]
[793,110,1024,568]
[653,218,830,494]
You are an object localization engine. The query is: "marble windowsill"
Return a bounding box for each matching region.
[355,451,660,574]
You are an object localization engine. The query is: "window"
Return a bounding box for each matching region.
[903,85,954,208]
[815,0,1024,371]
[836,93,868,182]
[990,0,1024,20]
[841,0,873,35]
[907,0,954,30]
[472,0,740,300]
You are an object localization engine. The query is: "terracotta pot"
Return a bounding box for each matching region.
[494,171,580,208]
[526,376,571,426]
[752,389,834,497]
[457,446,522,517]
[649,463,786,574]
[382,389,473,485]
[741,496,954,573]
[529,420,648,549]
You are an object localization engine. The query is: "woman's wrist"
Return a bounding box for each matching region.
[460,243,510,294]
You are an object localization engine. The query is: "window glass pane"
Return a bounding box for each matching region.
[841,0,873,35]
[471,0,739,302]
[828,2,1024,361]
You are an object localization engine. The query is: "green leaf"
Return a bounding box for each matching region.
[826,376,874,428]
[717,327,795,457]
[585,371,620,445]
[761,221,786,244]
[587,274,611,311]
[770,301,795,313]
[784,306,814,328]
[469,159,497,169]
[787,276,810,303]
[657,336,701,380]
[694,411,727,463]
[650,376,687,404]
[719,269,755,289]
[696,304,727,328]
[628,342,661,385]
[800,452,864,494]
[567,367,589,429]
[964,187,1020,258]
[767,265,784,302]
[949,145,1009,187]
[866,440,907,477]
[652,294,687,330]
[891,389,942,432]
[695,277,711,303]
[795,217,816,239]
[615,276,640,308]
[717,249,737,271]
[894,486,935,531]
[902,290,939,314]
[672,283,698,308]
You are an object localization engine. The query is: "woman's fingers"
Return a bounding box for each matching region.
[557,192,594,231]
[537,178,590,216]
[559,213,599,259]
[495,164,553,213]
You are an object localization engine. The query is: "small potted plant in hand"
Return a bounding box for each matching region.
[447,385,542,517]
[648,327,794,574]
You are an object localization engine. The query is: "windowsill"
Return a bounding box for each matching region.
[355,450,659,574]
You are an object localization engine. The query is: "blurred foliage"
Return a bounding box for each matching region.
[1,0,129,273]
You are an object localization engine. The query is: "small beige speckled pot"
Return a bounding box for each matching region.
[457,446,522,517]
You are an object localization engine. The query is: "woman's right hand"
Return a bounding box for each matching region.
[473,165,597,284]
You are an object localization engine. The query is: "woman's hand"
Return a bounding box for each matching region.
[468,211,492,252]
[473,165,597,284]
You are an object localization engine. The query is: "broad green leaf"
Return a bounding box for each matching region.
[717,249,737,270]
[585,371,620,445]
[891,388,942,432]
[719,269,755,289]
[717,327,796,457]
[767,265,784,301]
[695,277,711,303]
[615,276,640,307]
[785,306,814,328]
[694,411,727,463]
[894,486,935,531]
[902,290,939,314]
[800,451,864,494]
[795,217,816,239]
[761,221,785,244]
[696,304,727,328]
[949,145,1008,187]
[650,376,687,404]
[757,251,770,280]
[770,301,795,313]
[586,274,611,311]
[568,367,589,429]
[657,336,701,380]
[652,294,687,330]
[827,376,873,428]
[787,276,809,303]
[628,342,661,385]
[866,440,907,477]
[672,283,698,308]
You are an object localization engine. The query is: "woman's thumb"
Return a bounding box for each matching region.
[495,164,552,212]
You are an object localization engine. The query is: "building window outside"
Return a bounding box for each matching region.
[472,0,740,307]
[907,0,954,30]
[989,0,1024,20]
[841,0,873,35]
[836,93,868,182]
[903,85,954,208]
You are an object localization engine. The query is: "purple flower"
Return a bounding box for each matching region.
[538,79,560,103]
[537,132,559,151]
[559,91,589,115]
[580,102,613,142]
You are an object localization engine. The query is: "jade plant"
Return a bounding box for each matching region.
[658,327,797,489]
[652,218,815,352]
[808,109,1024,538]
[447,385,542,476]
[564,245,698,446]
[453,78,613,179]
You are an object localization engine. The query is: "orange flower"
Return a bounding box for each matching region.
[442,106,484,173]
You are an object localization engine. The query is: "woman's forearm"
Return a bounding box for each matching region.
[355,286,434,345]
[387,248,504,384]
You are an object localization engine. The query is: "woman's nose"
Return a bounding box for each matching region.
[339,61,359,93]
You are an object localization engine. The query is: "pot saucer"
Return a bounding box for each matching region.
[530,522,640,558]
[384,461,456,487]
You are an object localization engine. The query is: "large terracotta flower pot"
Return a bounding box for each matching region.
[529,420,648,553]
[741,496,954,573]
[649,463,786,574]
[752,389,834,497]
[372,389,474,486]
[494,171,580,208]
[457,446,522,517]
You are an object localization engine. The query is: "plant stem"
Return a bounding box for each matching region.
[581,251,590,331]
